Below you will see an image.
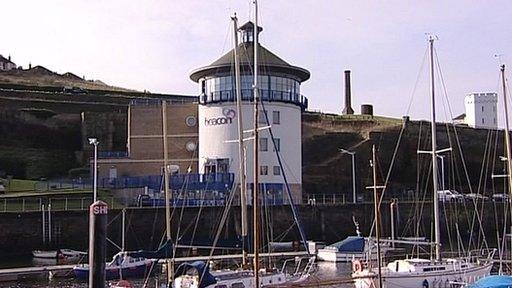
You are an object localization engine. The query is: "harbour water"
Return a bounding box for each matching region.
[0,259,354,288]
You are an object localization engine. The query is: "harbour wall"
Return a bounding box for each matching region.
[0,202,504,258]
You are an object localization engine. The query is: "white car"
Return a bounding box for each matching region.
[492,193,510,202]
[464,193,489,201]
[437,190,464,202]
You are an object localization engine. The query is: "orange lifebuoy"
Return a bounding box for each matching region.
[353,260,363,272]
[112,280,133,288]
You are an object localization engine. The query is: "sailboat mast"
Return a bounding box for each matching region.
[121,208,126,252]
[162,101,173,284]
[371,145,383,288]
[500,65,512,263]
[501,65,512,193]
[252,0,261,286]
[429,37,442,261]
[232,14,248,266]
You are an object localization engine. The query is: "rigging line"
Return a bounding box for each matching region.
[262,186,272,267]
[189,202,235,282]
[220,18,233,60]
[412,121,424,255]
[405,46,429,116]
[471,129,493,251]
[493,125,509,268]
[468,130,490,250]
[160,150,203,249]
[440,190,454,253]
[173,172,192,256]
[480,131,494,250]
[447,124,466,254]
[239,29,306,249]
[415,139,432,257]
[434,49,473,193]
[149,169,165,249]
[507,77,512,114]
[174,150,205,240]
[368,123,407,237]
[208,172,240,249]
[106,209,122,226]
[200,172,239,283]
[188,189,208,255]
[442,123,455,251]
[435,50,490,250]
[259,98,310,254]
[272,222,298,243]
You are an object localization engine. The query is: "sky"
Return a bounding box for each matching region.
[2,0,512,123]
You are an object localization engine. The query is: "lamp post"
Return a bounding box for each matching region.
[88,138,99,202]
[340,148,356,203]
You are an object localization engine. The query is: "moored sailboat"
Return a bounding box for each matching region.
[352,36,494,288]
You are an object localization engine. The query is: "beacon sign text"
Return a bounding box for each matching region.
[204,108,236,126]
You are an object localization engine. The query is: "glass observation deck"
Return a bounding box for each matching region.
[199,74,308,109]
[199,89,308,109]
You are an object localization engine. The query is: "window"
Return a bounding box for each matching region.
[273,166,281,175]
[482,106,484,112]
[217,158,230,173]
[272,111,280,124]
[258,110,267,124]
[186,141,197,152]
[185,115,197,127]
[482,118,485,124]
[423,267,446,272]
[260,138,268,151]
[260,166,268,175]
[273,138,280,152]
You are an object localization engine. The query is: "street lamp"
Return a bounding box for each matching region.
[88,138,99,202]
[340,148,356,203]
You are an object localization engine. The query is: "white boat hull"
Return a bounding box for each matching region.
[32,250,58,259]
[32,249,86,260]
[174,270,307,288]
[352,261,493,288]
[316,247,393,263]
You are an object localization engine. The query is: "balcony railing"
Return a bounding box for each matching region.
[199,90,308,109]
[98,151,129,158]
[100,173,235,191]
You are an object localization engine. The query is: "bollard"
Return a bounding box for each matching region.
[89,201,108,288]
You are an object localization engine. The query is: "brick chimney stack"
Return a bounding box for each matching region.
[342,70,354,115]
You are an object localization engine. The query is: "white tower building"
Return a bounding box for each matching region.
[189,22,310,203]
[464,92,498,129]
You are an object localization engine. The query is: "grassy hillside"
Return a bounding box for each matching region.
[0,65,135,92]
[302,112,504,199]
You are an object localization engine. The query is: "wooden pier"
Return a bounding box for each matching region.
[0,264,75,282]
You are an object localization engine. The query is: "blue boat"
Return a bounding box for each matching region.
[468,275,512,288]
[73,252,155,280]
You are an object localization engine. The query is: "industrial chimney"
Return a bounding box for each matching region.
[342,70,354,115]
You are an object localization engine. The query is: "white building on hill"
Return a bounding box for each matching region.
[463,92,498,129]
